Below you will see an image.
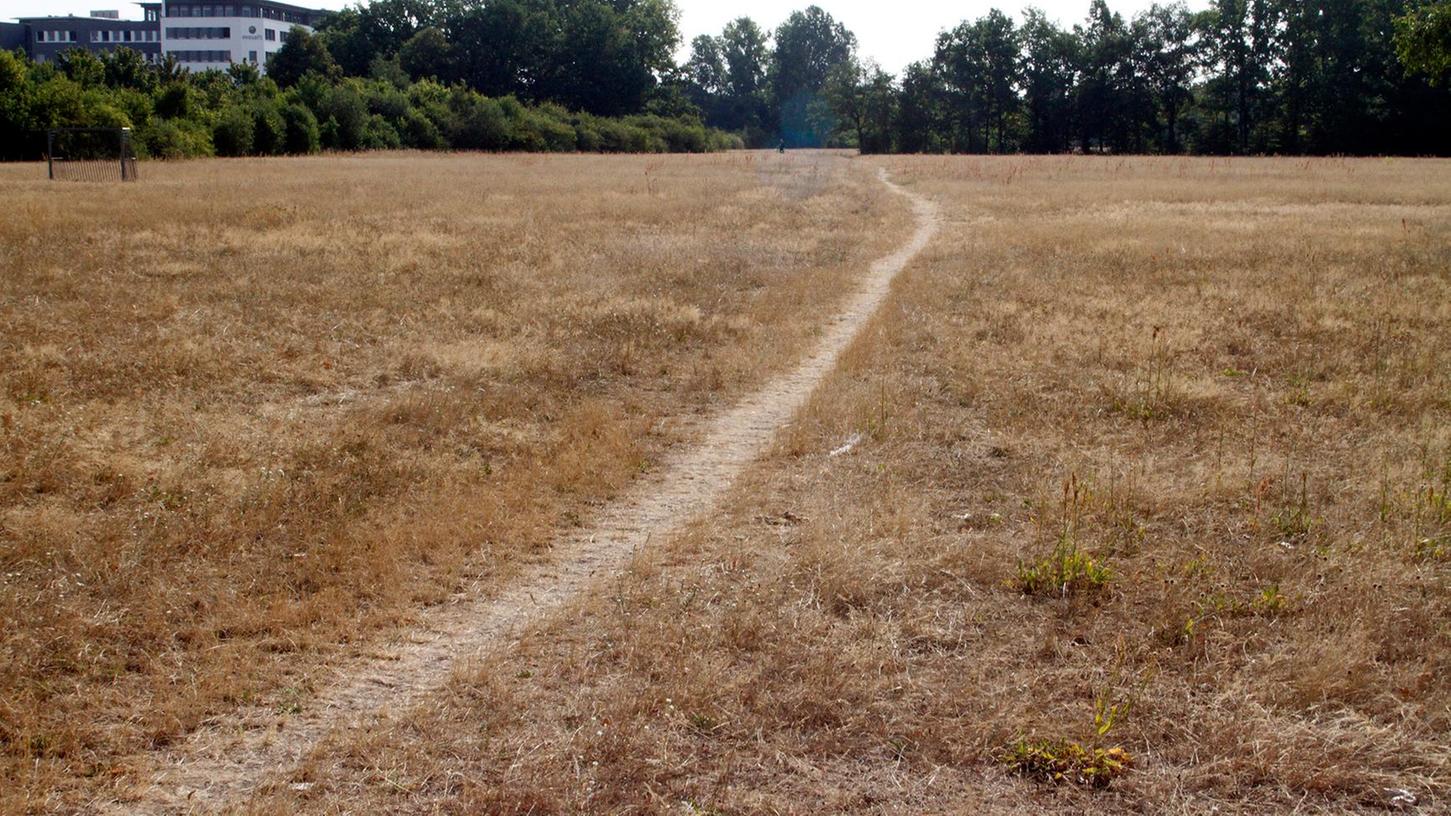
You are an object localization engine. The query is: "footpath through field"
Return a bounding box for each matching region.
[112,166,939,814]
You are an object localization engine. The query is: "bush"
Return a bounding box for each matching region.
[574,118,602,151]
[519,107,577,152]
[361,113,401,149]
[595,118,663,153]
[212,106,255,156]
[0,47,737,160]
[1016,538,1113,598]
[315,83,367,150]
[627,114,711,153]
[447,91,509,150]
[400,107,444,149]
[137,118,213,158]
[251,101,287,155]
[280,103,320,154]
[152,82,194,120]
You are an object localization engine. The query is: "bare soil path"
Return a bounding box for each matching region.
[108,166,938,814]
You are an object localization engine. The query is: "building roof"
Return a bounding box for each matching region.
[12,2,326,24]
[15,15,155,23]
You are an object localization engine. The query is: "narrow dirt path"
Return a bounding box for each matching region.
[110,167,938,814]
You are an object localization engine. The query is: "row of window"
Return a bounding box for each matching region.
[91,29,159,43]
[167,49,231,62]
[166,27,231,39]
[165,5,310,24]
[35,30,76,43]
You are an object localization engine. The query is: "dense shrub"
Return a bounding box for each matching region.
[153,82,195,119]
[446,91,509,150]
[316,83,367,150]
[362,113,402,149]
[0,47,737,161]
[212,106,254,157]
[280,103,320,154]
[518,107,576,152]
[251,101,287,155]
[137,118,212,158]
[399,107,444,149]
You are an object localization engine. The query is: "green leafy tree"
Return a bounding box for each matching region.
[935,9,1021,152]
[1019,8,1077,152]
[55,49,106,88]
[268,27,340,88]
[212,105,255,155]
[1397,1,1451,82]
[102,48,157,93]
[281,101,321,153]
[251,99,287,154]
[772,6,857,146]
[823,59,896,152]
[895,60,944,152]
[399,26,452,81]
[686,34,727,96]
[718,17,771,141]
[1139,3,1197,152]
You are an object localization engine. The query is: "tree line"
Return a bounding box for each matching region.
[755,0,1450,155]
[3,0,1448,159]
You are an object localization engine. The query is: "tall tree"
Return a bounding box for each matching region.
[771,6,857,146]
[1397,1,1451,81]
[824,59,894,152]
[1020,8,1077,153]
[935,9,1022,152]
[1137,4,1197,153]
[718,17,771,141]
[268,27,340,88]
[895,60,944,152]
[685,34,727,96]
[1075,0,1133,152]
[722,17,769,99]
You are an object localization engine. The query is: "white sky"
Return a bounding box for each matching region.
[6,0,1159,74]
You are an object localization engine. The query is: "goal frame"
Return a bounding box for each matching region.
[46,127,139,182]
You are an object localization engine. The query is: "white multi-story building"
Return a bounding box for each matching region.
[154,0,326,75]
[8,1,326,74]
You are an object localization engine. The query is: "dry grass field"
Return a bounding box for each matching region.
[227,156,1449,814]
[0,151,909,812]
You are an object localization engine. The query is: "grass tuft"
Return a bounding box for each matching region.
[1001,739,1133,788]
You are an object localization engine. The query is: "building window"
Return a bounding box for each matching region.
[248,49,256,63]
[166,26,231,39]
[264,28,275,41]
[168,48,230,62]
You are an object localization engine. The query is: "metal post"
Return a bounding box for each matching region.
[120,128,130,181]
[46,130,54,180]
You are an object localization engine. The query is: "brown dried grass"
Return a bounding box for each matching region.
[243,156,1449,814]
[0,150,907,812]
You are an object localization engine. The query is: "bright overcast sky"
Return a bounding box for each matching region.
[7,0,1158,74]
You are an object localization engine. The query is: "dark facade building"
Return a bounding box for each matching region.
[0,22,25,53]
[15,9,163,63]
